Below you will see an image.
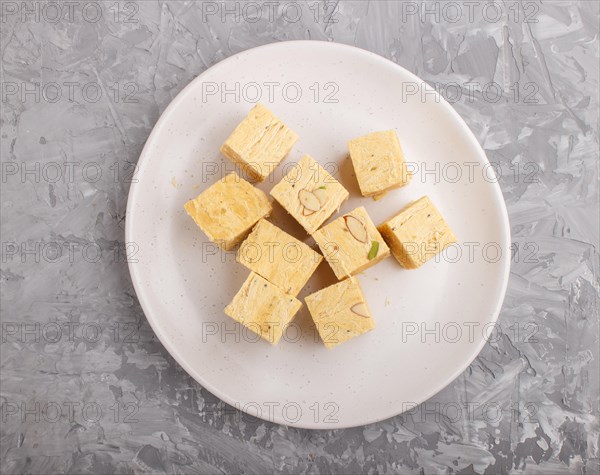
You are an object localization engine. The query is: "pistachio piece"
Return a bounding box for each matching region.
[350,303,370,318]
[312,187,328,205]
[367,241,379,260]
[344,215,368,243]
[299,189,321,212]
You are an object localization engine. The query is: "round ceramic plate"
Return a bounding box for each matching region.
[126,41,510,429]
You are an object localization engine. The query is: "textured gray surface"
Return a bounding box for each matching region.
[1,1,599,474]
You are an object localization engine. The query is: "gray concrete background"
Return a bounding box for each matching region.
[1,1,598,474]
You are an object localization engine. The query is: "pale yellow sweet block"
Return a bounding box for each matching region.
[220,103,299,182]
[237,219,323,295]
[305,277,375,349]
[348,130,412,197]
[224,272,302,344]
[377,196,457,269]
[184,172,272,251]
[270,154,349,234]
[312,206,390,280]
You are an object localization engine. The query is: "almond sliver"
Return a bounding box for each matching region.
[344,215,368,243]
[299,189,321,212]
[313,188,328,205]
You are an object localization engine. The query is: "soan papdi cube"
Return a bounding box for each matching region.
[270,154,349,234]
[184,172,271,251]
[377,196,457,269]
[312,206,390,280]
[305,277,375,349]
[224,272,302,344]
[348,130,412,198]
[237,219,323,295]
[220,103,299,182]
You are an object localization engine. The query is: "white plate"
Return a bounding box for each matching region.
[126,41,510,429]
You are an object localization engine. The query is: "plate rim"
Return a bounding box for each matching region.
[125,40,511,429]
